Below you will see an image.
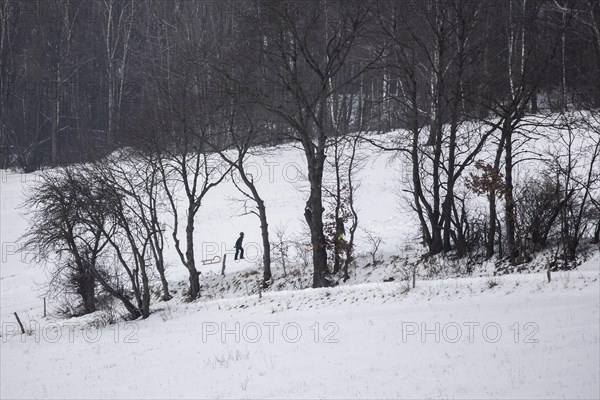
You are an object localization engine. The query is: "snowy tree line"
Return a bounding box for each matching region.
[2,1,599,168]
[6,1,600,318]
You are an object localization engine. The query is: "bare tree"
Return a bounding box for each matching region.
[209,102,274,287]
[486,0,573,263]
[375,0,500,257]
[21,167,143,319]
[249,0,377,287]
[135,1,236,300]
[550,114,600,263]
[323,121,365,279]
[96,150,172,303]
[98,0,137,147]
[21,173,104,316]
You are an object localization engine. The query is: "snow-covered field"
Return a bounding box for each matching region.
[1,264,598,399]
[1,125,599,399]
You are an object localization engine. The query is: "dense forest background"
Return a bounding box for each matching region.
[1,0,598,170]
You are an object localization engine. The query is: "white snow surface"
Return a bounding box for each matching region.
[1,123,599,399]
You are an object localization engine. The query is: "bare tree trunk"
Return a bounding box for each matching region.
[237,164,272,285]
[561,7,567,112]
[486,134,506,259]
[148,185,170,300]
[139,257,150,318]
[305,151,330,288]
[79,259,97,314]
[428,0,445,255]
[343,134,361,281]
[508,0,516,98]
[411,125,432,247]
[152,238,171,300]
[103,0,134,147]
[51,75,60,166]
[333,135,342,274]
[185,208,200,299]
[72,230,141,319]
[504,124,517,264]
[116,1,134,142]
[105,0,114,146]
[94,268,141,319]
[257,198,272,284]
[442,116,458,253]
[0,3,5,149]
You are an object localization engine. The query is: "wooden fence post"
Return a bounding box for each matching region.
[13,312,25,334]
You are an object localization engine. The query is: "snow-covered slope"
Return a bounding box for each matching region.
[1,267,598,399]
[1,122,599,399]
[0,136,418,326]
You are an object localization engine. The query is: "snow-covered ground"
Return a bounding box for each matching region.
[1,263,598,399]
[1,123,599,399]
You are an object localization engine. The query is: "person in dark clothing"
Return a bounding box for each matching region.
[234,232,245,260]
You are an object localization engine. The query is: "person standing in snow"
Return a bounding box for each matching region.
[234,232,245,260]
